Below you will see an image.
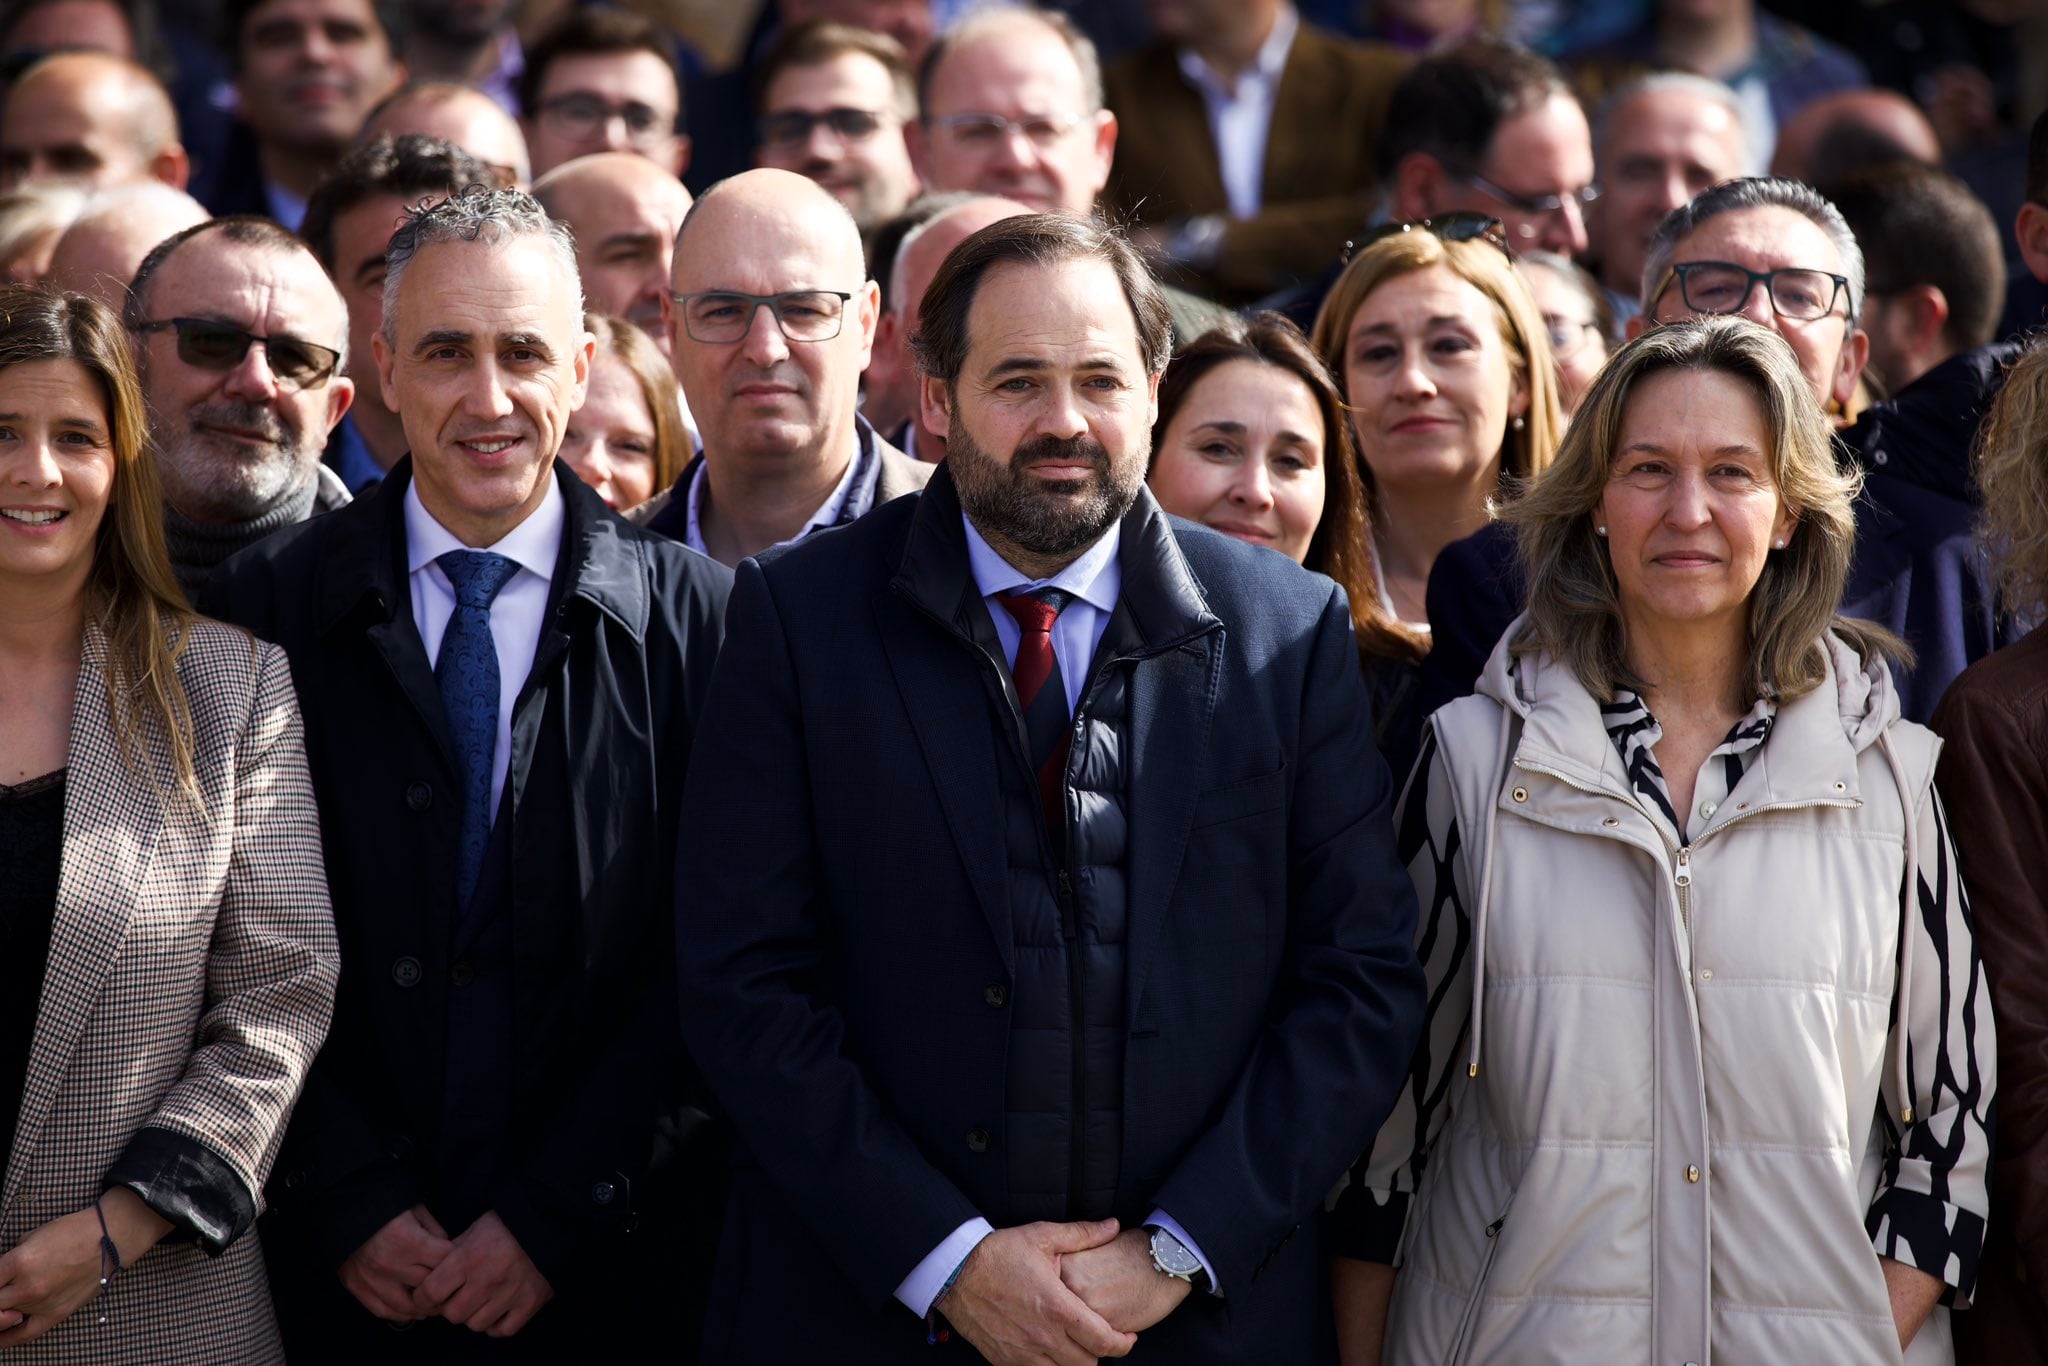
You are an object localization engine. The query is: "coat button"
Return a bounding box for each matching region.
[966,1128,990,1153]
[590,1181,615,1205]
[391,956,422,987]
[1511,786,1528,803]
[1698,800,1717,820]
[284,1170,307,1190]
[983,984,1007,1007]
[405,781,432,811]
[450,960,475,988]
[1685,1164,1701,1183]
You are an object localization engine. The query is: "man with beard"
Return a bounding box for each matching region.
[635,168,929,561]
[676,212,1426,1363]
[126,214,356,597]
[397,0,523,115]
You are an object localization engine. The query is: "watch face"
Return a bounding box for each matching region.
[1150,1228,1202,1277]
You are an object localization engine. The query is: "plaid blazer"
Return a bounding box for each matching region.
[0,619,338,1364]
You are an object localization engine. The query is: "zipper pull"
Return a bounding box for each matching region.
[1674,847,1691,888]
[1485,1215,1506,1238]
[1056,870,1076,940]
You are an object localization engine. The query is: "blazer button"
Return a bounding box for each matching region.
[450,960,475,988]
[590,1181,615,1206]
[983,983,1007,1008]
[284,1170,307,1190]
[405,781,432,812]
[391,956,422,988]
[966,1128,990,1153]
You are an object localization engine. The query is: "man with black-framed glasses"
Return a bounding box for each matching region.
[753,20,920,239]
[123,214,355,597]
[634,168,930,565]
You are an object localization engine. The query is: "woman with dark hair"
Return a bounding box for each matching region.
[1149,311,1427,768]
[1333,317,1991,1365]
[561,312,689,513]
[0,285,335,1362]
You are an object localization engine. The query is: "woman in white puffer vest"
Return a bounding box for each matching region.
[1329,317,1994,1366]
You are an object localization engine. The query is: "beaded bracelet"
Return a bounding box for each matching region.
[91,1196,122,1326]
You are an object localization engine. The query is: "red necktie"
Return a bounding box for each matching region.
[997,589,1073,835]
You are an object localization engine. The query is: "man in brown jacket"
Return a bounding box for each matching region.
[1103,0,1407,305]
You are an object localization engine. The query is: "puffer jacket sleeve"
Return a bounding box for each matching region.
[1327,725,1477,1263]
[1865,782,1996,1306]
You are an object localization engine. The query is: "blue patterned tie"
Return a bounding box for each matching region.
[435,550,520,913]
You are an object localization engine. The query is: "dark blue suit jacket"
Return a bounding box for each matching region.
[675,468,1424,1362]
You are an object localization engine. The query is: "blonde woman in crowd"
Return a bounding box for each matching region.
[1309,215,1562,635]
[1332,317,1992,1365]
[561,312,689,513]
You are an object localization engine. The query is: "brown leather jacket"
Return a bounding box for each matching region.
[1934,626,2048,1364]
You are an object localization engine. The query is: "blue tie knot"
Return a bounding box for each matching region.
[437,550,519,609]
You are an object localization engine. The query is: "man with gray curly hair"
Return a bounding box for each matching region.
[206,184,734,1361]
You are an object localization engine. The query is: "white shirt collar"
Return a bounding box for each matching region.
[404,468,564,585]
[685,425,871,557]
[1177,3,1299,98]
[961,512,1121,616]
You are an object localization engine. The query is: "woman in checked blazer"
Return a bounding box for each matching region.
[0,285,336,1361]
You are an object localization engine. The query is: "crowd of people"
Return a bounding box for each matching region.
[0,0,2045,1363]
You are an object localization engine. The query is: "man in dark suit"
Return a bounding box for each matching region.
[1103,0,1408,305]
[204,187,731,1361]
[677,213,1426,1363]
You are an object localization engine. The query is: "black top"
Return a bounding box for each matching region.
[0,770,64,1168]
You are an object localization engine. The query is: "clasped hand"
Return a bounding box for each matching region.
[339,1207,553,1337]
[939,1219,1191,1366]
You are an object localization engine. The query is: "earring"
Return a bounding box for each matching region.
[1773,538,1786,549]
[1595,524,1607,537]
[1512,415,1526,431]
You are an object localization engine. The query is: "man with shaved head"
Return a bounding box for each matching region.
[0,51,189,191]
[532,151,691,355]
[637,167,930,564]
[874,193,1030,461]
[45,181,209,309]
[363,82,531,188]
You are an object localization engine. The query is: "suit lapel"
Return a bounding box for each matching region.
[1260,26,1324,209]
[6,625,164,1211]
[1123,632,1221,1026]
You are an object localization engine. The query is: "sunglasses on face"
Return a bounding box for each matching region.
[1340,213,1512,265]
[134,317,341,389]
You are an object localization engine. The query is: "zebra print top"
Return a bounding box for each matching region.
[1600,689,1775,842]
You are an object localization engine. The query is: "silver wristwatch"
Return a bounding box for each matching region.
[1145,1224,1210,1292]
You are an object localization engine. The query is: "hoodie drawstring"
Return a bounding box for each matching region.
[1878,731,1919,1126]
[1467,705,1514,1080]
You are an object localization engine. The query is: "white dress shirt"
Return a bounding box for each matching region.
[893,515,1219,1319]
[1176,4,1300,220]
[404,476,564,821]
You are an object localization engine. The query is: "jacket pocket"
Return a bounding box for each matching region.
[1447,1191,1516,1366]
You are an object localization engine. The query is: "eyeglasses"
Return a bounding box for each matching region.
[1650,260,1850,323]
[133,317,341,389]
[538,92,673,146]
[673,290,855,344]
[1341,213,1511,265]
[758,107,892,149]
[929,112,1083,150]
[1458,170,1601,239]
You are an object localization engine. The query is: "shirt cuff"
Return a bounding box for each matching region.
[1867,1185,1987,1306]
[895,1216,994,1318]
[1147,1208,1222,1296]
